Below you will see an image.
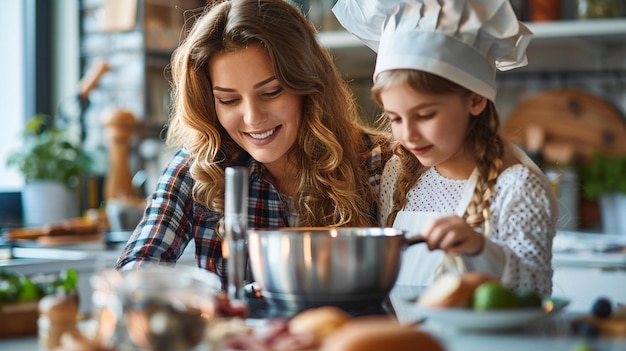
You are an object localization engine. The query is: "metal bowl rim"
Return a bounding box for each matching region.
[247,227,405,237]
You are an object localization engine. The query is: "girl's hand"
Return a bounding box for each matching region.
[422,215,485,255]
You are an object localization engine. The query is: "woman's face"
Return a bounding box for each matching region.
[380,81,485,179]
[210,45,302,173]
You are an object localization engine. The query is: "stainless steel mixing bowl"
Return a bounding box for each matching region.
[247,227,422,310]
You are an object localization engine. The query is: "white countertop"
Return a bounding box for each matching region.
[553,231,626,268]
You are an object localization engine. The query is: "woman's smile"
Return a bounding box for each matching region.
[245,126,281,145]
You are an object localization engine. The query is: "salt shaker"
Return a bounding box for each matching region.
[224,167,249,301]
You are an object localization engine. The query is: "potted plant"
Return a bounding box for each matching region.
[580,152,626,234]
[6,114,91,226]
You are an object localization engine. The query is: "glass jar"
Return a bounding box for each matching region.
[577,0,623,19]
[90,269,124,348]
[114,266,221,351]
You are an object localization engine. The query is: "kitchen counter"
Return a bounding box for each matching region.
[2,288,625,351]
[0,243,121,315]
[552,231,626,312]
[2,230,625,314]
[0,240,198,315]
[553,231,626,267]
[1,238,625,351]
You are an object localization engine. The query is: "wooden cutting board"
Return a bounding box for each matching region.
[502,88,626,229]
[5,218,102,246]
[502,88,626,165]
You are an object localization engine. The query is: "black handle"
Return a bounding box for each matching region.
[405,234,427,247]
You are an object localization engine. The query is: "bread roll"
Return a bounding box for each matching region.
[418,272,496,308]
[320,316,444,351]
[417,273,472,308]
[288,306,351,340]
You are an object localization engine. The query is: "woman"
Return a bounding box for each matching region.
[116,0,391,287]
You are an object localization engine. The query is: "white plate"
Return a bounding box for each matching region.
[404,297,570,331]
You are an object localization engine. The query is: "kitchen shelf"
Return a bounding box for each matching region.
[526,18,626,39]
[318,18,626,50]
[318,31,375,78]
[523,18,626,72]
[318,18,626,75]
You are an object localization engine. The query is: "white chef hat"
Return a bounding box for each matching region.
[332,0,532,101]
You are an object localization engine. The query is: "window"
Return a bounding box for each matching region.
[0,2,26,190]
[0,1,79,191]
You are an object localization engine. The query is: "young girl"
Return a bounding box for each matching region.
[334,0,558,295]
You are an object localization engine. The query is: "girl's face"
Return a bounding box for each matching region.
[379,81,486,179]
[210,45,302,174]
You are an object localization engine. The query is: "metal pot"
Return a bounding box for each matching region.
[247,227,423,311]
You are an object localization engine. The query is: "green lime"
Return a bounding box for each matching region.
[571,341,595,351]
[515,287,543,308]
[472,281,521,310]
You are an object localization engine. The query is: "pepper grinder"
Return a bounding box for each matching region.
[224,167,249,301]
[102,108,137,201]
[38,293,79,350]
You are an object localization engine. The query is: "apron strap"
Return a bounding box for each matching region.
[454,168,479,217]
[507,142,559,217]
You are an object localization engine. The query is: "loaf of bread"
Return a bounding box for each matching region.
[288,306,351,340]
[418,272,496,308]
[320,316,444,351]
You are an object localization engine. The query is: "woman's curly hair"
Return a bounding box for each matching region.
[167,0,382,227]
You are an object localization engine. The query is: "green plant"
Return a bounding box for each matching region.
[6,114,91,188]
[580,152,626,200]
[0,268,78,303]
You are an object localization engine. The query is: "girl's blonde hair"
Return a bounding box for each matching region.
[167,0,382,226]
[372,70,505,234]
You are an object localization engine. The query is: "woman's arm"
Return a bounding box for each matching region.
[116,149,200,270]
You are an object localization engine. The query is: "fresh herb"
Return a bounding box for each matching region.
[580,153,626,199]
